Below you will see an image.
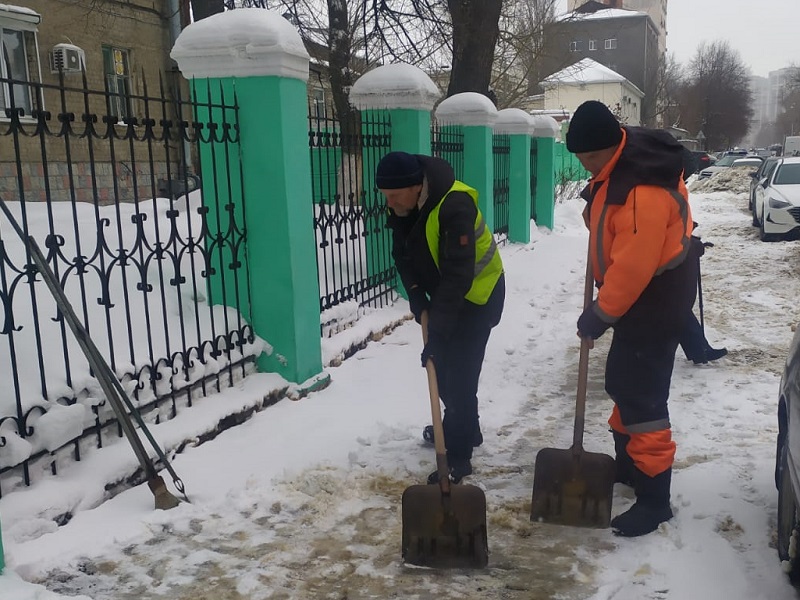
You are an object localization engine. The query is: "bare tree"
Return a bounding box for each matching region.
[676,41,753,151]
[491,0,558,108]
[657,54,686,129]
[775,67,800,140]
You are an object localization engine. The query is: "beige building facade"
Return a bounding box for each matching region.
[1,1,180,203]
[543,58,644,125]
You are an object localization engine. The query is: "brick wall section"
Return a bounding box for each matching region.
[2,1,191,203]
[0,160,178,204]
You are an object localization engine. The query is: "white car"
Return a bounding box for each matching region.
[752,156,800,242]
[698,154,761,179]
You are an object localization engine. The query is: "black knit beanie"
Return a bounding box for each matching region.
[375,152,424,189]
[566,101,623,153]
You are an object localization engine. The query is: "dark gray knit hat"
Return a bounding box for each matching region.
[566,101,623,153]
[375,152,424,189]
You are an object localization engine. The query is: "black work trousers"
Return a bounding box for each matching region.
[435,319,492,462]
[606,335,679,427]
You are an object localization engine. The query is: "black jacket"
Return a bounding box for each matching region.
[386,155,504,339]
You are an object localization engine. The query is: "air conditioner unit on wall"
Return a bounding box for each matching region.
[49,44,86,74]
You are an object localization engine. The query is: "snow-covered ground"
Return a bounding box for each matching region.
[2,170,799,599]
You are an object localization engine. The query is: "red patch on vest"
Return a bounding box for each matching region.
[459,234,468,246]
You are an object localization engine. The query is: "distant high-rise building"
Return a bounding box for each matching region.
[766,67,795,123]
[746,68,795,147]
[568,0,667,53]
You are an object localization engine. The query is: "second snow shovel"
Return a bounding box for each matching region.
[401,311,488,568]
[530,246,615,528]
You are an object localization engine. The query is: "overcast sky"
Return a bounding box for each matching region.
[557,0,800,78]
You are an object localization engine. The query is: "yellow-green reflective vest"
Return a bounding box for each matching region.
[425,181,503,305]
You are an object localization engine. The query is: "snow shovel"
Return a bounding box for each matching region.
[530,247,615,528]
[401,311,488,568]
[0,197,187,510]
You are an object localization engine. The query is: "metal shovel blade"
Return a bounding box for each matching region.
[401,483,489,568]
[530,446,615,528]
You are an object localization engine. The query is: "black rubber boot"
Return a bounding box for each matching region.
[422,424,483,447]
[613,430,635,487]
[693,346,727,364]
[426,457,472,485]
[611,467,673,537]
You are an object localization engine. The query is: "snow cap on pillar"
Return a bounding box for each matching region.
[435,92,498,127]
[531,114,559,138]
[170,8,310,81]
[349,63,441,111]
[494,108,535,135]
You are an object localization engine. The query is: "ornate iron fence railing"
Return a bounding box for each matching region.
[0,71,255,497]
[308,102,397,326]
[492,133,511,244]
[430,119,464,181]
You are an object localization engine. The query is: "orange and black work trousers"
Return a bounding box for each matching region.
[606,335,680,477]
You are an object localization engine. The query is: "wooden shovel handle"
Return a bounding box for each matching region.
[573,244,594,453]
[421,311,451,494]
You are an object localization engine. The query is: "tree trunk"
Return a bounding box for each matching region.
[327,0,358,149]
[327,0,362,205]
[446,0,502,100]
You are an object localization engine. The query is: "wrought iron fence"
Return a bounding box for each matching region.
[430,119,465,181]
[0,71,255,497]
[492,133,510,244]
[308,101,397,324]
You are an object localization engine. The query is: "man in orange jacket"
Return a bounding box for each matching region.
[567,101,699,537]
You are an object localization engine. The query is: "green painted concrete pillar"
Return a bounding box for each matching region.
[532,115,559,230]
[350,63,438,156]
[172,8,323,384]
[350,64,440,298]
[495,108,534,244]
[435,93,498,233]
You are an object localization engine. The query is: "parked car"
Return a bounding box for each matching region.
[691,151,715,175]
[732,157,764,169]
[775,322,800,582]
[749,157,780,212]
[752,157,800,241]
[698,153,761,180]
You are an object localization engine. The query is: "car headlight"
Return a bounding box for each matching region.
[768,197,792,209]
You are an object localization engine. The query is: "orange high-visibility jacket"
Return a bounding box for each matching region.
[582,127,694,324]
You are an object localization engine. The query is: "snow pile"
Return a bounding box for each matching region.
[688,166,755,194]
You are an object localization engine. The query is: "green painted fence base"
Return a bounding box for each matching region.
[289,371,332,399]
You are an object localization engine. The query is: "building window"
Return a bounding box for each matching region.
[0,15,39,118]
[569,41,578,52]
[102,45,132,119]
[605,38,617,50]
[312,87,325,119]
[589,40,597,51]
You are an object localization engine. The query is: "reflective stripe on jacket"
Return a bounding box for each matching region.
[425,181,503,305]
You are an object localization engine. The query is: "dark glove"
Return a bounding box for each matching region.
[421,332,445,368]
[577,302,612,340]
[407,287,429,324]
